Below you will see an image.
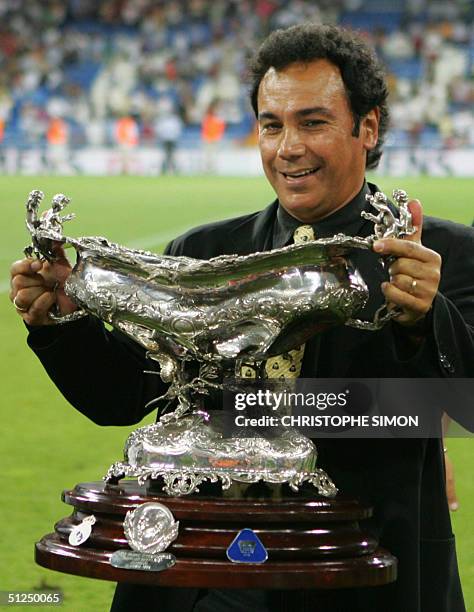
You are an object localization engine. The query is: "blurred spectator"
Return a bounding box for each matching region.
[0,116,5,170]
[155,100,183,175]
[46,116,68,172]
[201,100,226,173]
[46,115,79,174]
[113,114,139,174]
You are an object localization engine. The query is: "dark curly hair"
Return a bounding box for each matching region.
[248,24,389,169]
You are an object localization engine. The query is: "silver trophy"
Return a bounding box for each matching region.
[24,189,414,498]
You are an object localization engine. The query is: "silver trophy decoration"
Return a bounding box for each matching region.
[110,502,179,571]
[24,188,414,497]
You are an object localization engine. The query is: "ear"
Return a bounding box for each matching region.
[361,107,380,151]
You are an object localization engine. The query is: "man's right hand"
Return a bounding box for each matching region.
[10,245,77,326]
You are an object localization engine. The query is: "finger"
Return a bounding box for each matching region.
[388,259,441,288]
[374,238,439,263]
[39,255,72,287]
[389,274,423,296]
[12,286,47,311]
[38,260,61,286]
[22,291,57,326]
[388,259,426,280]
[30,259,43,272]
[381,282,430,317]
[51,241,70,264]
[406,199,423,243]
[447,478,459,512]
[444,454,459,511]
[10,258,44,277]
[55,287,79,315]
[11,273,49,293]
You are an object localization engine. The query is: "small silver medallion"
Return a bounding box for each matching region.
[110,550,176,571]
[123,502,179,554]
[68,515,96,546]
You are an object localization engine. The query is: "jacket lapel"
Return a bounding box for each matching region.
[225,200,278,255]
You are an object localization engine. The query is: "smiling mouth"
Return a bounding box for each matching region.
[281,167,320,179]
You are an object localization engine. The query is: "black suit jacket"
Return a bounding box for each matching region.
[28,192,474,612]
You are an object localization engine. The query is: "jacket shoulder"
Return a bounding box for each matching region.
[165,201,278,258]
[422,217,474,299]
[422,215,474,257]
[166,212,259,257]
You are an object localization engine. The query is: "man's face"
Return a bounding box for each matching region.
[257,60,379,223]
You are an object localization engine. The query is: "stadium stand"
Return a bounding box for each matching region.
[0,0,472,169]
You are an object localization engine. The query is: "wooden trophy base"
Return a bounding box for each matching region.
[35,480,397,589]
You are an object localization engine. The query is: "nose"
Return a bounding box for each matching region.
[277,127,306,160]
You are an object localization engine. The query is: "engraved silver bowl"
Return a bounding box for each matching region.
[23,188,414,498]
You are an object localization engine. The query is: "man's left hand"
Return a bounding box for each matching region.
[373,199,441,328]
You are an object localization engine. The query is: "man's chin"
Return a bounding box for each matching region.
[279,198,324,223]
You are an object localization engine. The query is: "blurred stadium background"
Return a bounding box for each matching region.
[0,0,473,176]
[1,1,473,610]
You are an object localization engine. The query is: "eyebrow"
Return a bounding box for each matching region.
[258,107,336,121]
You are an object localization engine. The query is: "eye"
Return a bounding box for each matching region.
[260,122,281,133]
[304,119,327,127]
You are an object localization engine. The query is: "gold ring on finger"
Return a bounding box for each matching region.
[13,295,28,312]
[410,279,417,294]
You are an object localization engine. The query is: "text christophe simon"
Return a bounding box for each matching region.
[233,389,419,429]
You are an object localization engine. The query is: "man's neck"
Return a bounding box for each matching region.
[273,180,371,248]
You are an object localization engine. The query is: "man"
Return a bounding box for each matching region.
[201,100,226,174]
[155,99,183,175]
[10,24,474,612]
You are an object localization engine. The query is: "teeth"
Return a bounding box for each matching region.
[285,168,316,178]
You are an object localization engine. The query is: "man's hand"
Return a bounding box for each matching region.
[444,452,459,512]
[373,200,441,327]
[10,244,77,326]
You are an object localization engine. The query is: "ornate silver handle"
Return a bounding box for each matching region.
[346,304,402,331]
[48,309,89,325]
[345,188,415,331]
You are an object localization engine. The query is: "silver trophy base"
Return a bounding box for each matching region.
[104,412,337,497]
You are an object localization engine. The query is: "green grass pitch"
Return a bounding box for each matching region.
[1,175,473,610]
